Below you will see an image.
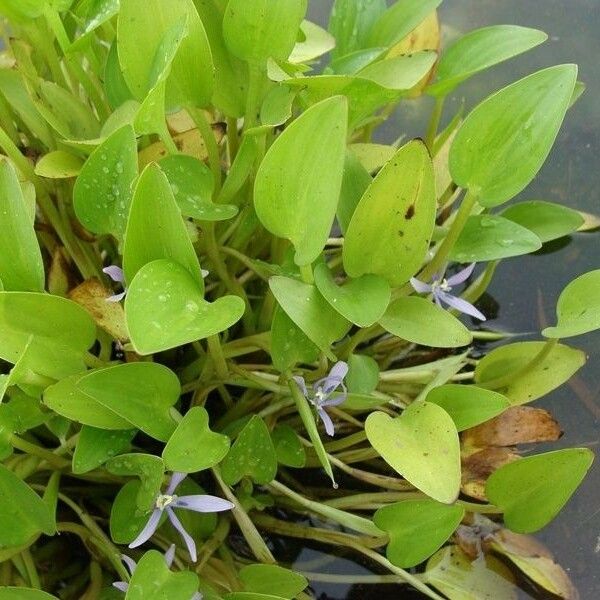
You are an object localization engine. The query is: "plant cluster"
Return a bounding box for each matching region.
[0,0,597,599]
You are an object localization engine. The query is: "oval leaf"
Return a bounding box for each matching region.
[72,426,136,474]
[239,564,307,597]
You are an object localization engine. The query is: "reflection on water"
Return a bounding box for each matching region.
[302,1,600,598]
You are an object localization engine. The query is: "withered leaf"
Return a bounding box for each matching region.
[461,447,519,501]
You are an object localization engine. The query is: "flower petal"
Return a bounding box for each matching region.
[328,361,349,382]
[106,290,127,303]
[438,291,486,321]
[121,554,137,576]
[164,544,176,568]
[192,593,204,600]
[446,263,476,286]
[167,507,197,562]
[320,392,346,407]
[318,408,335,437]
[174,495,234,513]
[166,472,187,495]
[103,265,125,283]
[113,582,129,592]
[410,277,432,294]
[292,376,308,398]
[128,508,162,549]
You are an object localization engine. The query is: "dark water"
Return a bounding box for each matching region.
[303,1,600,598]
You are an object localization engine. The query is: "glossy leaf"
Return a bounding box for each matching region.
[0,159,44,292]
[34,151,83,179]
[254,97,348,266]
[72,426,136,474]
[379,297,472,348]
[374,499,464,567]
[426,384,510,431]
[125,259,245,355]
[475,341,585,405]
[502,200,584,243]
[450,215,542,263]
[110,480,153,544]
[450,65,577,207]
[269,276,350,361]
[428,26,547,97]
[290,20,335,64]
[366,403,461,504]
[486,448,593,533]
[270,306,319,372]
[223,0,307,65]
[163,407,230,473]
[543,270,600,338]
[240,564,307,597]
[272,425,306,468]
[344,140,436,287]
[337,150,372,235]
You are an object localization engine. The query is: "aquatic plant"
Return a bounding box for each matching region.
[0,0,596,598]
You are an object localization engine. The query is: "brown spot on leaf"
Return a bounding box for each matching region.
[405,204,415,219]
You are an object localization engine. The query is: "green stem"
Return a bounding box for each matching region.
[299,264,314,284]
[244,64,265,131]
[207,335,229,380]
[425,96,445,151]
[10,436,70,469]
[227,116,240,163]
[20,550,40,589]
[457,500,502,514]
[188,105,222,195]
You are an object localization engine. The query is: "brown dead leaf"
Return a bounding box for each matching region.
[69,278,128,342]
[47,248,73,297]
[461,447,519,501]
[577,210,600,232]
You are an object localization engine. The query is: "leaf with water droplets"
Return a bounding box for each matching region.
[72,426,136,474]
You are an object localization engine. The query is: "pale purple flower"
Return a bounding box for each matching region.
[410,263,486,321]
[103,265,127,302]
[129,472,234,562]
[293,361,348,437]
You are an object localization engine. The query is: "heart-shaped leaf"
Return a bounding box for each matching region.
[426,385,510,431]
[73,125,138,240]
[450,215,542,263]
[543,270,600,338]
[221,416,277,486]
[254,97,348,266]
[475,341,586,405]
[343,140,436,287]
[239,564,307,597]
[486,448,593,533]
[374,499,464,567]
[450,65,577,207]
[313,263,390,327]
[379,297,472,348]
[163,407,230,473]
[270,306,320,372]
[125,259,245,355]
[0,159,44,292]
[123,164,203,286]
[72,426,136,474]
[76,362,181,441]
[272,425,306,468]
[366,403,461,504]
[269,276,350,361]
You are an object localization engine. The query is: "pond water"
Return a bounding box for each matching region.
[301,1,600,598]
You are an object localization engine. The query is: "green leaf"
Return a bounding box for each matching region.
[123,164,203,286]
[426,384,510,431]
[0,159,44,292]
[258,86,296,130]
[366,403,461,504]
[272,425,306,468]
[125,549,199,599]
[76,362,181,441]
[0,589,58,600]
[379,297,472,348]
[313,263,390,327]
[289,20,335,64]
[450,65,577,207]
[337,150,372,235]
[368,0,442,47]
[73,125,138,240]
[347,354,379,394]
[343,140,436,287]
[34,151,84,179]
[501,200,584,243]
[428,26,548,97]
[0,463,55,547]
[82,0,119,36]
[159,154,237,221]
[254,97,348,266]
[450,215,542,263]
[223,0,307,65]
[105,41,136,110]
[118,0,214,108]
[269,276,350,361]
[72,426,136,474]
[486,448,593,533]
[221,416,277,486]
[270,306,319,372]
[474,341,585,405]
[543,270,600,338]
[239,564,307,597]
[125,259,245,355]
[110,480,150,544]
[163,407,230,473]
[374,499,464,567]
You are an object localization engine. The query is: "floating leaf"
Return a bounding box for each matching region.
[379,297,472,348]
[474,341,585,405]
[72,426,136,474]
[486,448,593,533]
[502,200,584,243]
[254,97,348,266]
[374,500,464,567]
[272,425,306,468]
[543,270,600,338]
[0,159,44,292]
[221,416,277,486]
[344,140,436,287]
[450,65,577,207]
[313,263,390,327]
[426,384,510,432]
[366,403,461,503]
[239,564,307,597]
[163,407,230,473]
[35,151,83,179]
[428,26,547,97]
[125,259,245,355]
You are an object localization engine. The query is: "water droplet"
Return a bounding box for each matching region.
[186,301,199,312]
